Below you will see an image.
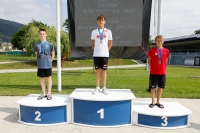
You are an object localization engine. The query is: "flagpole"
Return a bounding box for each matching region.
[157,0,162,35]
[56,0,62,92]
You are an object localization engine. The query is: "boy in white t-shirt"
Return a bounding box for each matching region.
[91,14,113,95]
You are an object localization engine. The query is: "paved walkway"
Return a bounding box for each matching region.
[0,97,200,133]
[0,64,146,73]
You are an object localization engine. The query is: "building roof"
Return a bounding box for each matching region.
[1,42,13,47]
[164,34,200,46]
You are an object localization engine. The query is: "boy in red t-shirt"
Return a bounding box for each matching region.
[148,35,170,108]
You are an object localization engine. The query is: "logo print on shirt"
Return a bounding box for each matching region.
[96,34,106,39]
[96,29,109,39]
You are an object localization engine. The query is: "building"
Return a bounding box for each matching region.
[1,42,13,50]
[164,34,200,66]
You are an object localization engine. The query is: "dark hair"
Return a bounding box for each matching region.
[97,14,106,21]
[38,28,46,33]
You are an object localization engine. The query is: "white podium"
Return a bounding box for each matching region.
[16,94,71,126]
[69,88,135,127]
[16,90,193,129]
[132,101,192,129]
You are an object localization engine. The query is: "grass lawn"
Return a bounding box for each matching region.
[0,54,36,62]
[0,54,136,69]
[0,66,199,98]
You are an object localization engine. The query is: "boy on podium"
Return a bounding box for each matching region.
[33,28,55,100]
[148,35,170,108]
[91,14,113,95]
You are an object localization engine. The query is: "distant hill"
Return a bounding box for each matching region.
[0,18,24,42]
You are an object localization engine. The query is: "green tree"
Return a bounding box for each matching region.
[149,35,154,50]
[194,29,200,34]
[24,26,39,55]
[5,46,10,51]
[11,20,69,56]
[11,26,27,51]
[63,18,68,31]
[0,38,2,48]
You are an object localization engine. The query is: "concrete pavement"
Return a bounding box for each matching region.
[0,64,146,73]
[0,97,200,133]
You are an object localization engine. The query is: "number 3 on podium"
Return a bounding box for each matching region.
[161,116,168,126]
[97,108,104,119]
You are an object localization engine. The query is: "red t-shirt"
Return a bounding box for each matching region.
[148,47,170,75]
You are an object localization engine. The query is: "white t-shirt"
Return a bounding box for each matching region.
[91,28,112,57]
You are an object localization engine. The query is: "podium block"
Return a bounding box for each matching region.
[70,88,135,127]
[16,94,71,126]
[132,101,192,129]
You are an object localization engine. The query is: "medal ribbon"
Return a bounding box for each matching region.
[156,47,163,61]
[40,41,46,54]
[98,28,104,41]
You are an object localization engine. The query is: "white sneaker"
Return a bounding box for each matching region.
[102,87,109,95]
[92,87,100,95]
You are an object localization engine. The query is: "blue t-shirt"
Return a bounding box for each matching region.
[33,41,54,69]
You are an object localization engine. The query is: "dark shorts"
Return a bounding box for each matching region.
[37,68,52,77]
[94,57,108,70]
[150,74,166,89]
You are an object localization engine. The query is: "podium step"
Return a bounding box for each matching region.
[132,101,192,129]
[70,88,135,127]
[16,94,71,126]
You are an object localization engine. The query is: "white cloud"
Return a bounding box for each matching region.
[0,0,199,39]
[150,0,200,39]
[0,0,68,26]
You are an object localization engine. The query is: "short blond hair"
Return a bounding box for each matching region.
[155,35,164,41]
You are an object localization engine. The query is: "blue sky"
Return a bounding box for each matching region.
[0,0,200,39]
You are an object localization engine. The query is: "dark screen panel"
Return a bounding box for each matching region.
[75,0,143,46]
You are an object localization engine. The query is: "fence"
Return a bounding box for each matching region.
[0,51,26,55]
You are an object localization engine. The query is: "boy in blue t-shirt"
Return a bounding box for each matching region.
[33,28,55,100]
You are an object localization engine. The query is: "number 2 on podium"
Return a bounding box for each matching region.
[35,111,41,121]
[97,108,104,119]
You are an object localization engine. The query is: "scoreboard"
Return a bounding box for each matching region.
[74,0,143,47]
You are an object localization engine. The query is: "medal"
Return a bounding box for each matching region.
[98,28,104,44]
[157,47,163,65]
[40,41,46,55]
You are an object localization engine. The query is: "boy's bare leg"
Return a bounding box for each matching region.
[92,69,101,95]
[156,88,162,104]
[101,69,108,94]
[40,77,46,96]
[46,76,52,95]
[151,88,156,104]
[96,69,101,87]
[102,69,106,87]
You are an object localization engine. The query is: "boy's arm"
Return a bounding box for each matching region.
[35,52,38,58]
[108,40,112,50]
[148,58,151,69]
[91,40,95,50]
[51,51,55,61]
